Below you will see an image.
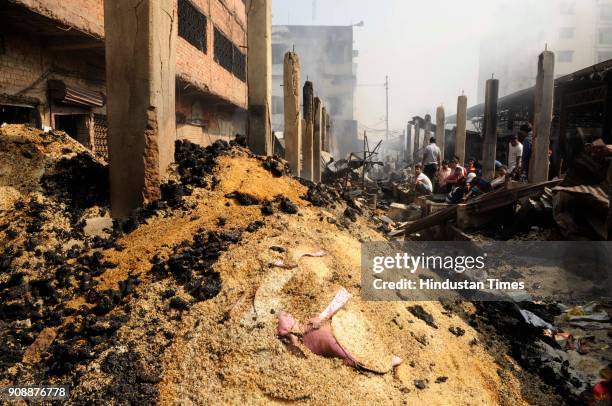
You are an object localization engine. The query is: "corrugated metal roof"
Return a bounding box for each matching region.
[48,80,105,108]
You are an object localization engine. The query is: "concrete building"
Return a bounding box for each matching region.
[0,0,248,158]
[271,25,359,158]
[477,0,605,103]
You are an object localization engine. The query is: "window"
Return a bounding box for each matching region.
[178,0,207,52]
[213,28,247,82]
[559,27,575,39]
[598,51,612,62]
[272,44,287,65]
[601,4,612,21]
[600,28,612,44]
[557,50,574,63]
[233,44,246,82]
[214,27,234,72]
[560,1,575,15]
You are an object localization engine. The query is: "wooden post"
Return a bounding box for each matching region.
[302,81,314,180]
[321,106,329,152]
[406,123,413,163]
[413,119,421,164]
[313,97,322,182]
[456,94,468,164]
[283,52,301,177]
[436,106,445,161]
[529,50,555,183]
[482,78,499,181]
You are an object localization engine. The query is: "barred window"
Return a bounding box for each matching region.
[233,45,246,82]
[93,114,108,160]
[178,0,207,52]
[214,27,234,72]
[214,27,247,83]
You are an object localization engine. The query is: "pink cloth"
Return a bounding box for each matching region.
[302,323,358,366]
[278,312,358,366]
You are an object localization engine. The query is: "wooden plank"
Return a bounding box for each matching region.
[401,205,458,236]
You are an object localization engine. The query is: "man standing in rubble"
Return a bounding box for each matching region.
[508,134,524,179]
[422,137,441,183]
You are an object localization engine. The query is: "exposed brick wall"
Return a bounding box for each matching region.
[175,0,247,109]
[3,0,247,144]
[0,34,44,99]
[12,0,247,109]
[0,32,106,126]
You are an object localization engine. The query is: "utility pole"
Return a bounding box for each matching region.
[385,75,389,140]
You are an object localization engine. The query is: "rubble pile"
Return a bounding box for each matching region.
[0,124,584,404]
[472,300,612,404]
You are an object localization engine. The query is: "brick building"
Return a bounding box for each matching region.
[0,0,248,157]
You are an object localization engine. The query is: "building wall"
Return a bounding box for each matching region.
[595,0,612,62]
[271,25,357,132]
[175,94,246,144]
[1,0,248,148]
[9,0,247,110]
[0,31,106,128]
[176,0,248,110]
[548,0,596,75]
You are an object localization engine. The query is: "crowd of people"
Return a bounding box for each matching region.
[408,125,612,240]
[412,129,537,204]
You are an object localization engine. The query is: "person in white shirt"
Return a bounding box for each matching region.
[422,137,442,181]
[414,163,433,195]
[507,134,523,176]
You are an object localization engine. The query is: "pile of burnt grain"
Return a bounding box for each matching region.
[301,182,341,208]
[151,229,244,302]
[115,139,234,233]
[225,191,261,206]
[174,139,231,188]
[262,156,290,177]
[41,152,109,211]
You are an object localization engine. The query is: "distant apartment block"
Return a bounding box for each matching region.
[271,25,359,158]
[477,0,607,103]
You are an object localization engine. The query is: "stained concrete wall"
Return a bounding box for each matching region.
[10,0,105,38]
[246,0,272,155]
[105,0,177,217]
[176,95,247,145]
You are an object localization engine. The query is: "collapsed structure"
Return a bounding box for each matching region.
[0,1,611,405]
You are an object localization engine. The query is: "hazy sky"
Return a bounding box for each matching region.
[272,0,494,136]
